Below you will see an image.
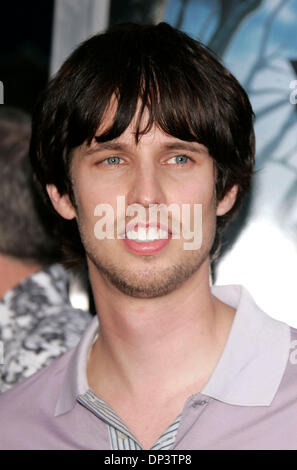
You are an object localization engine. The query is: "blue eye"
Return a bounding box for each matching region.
[175,155,189,164]
[168,155,190,164]
[105,156,121,165]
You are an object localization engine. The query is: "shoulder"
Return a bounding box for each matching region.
[0,348,74,448]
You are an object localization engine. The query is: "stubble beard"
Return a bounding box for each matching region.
[78,220,216,299]
[88,249,211,298]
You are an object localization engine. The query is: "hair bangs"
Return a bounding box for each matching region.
[66,23,223,154]
[90,64,206,149]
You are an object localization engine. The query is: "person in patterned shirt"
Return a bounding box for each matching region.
[0,107,92,393]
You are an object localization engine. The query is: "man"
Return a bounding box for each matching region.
[0,106,92,393]
[0,23,295,450]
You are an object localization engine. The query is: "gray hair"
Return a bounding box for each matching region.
[0,106,61,263]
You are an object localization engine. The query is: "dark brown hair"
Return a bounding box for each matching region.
[30,22,255,266]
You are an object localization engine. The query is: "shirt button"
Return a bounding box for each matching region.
[117,431,128,440]
[192,400,208,407]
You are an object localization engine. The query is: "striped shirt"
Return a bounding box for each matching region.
[78,389,181,450]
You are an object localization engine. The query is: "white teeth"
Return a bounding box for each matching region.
[148,227,157,239]
[125,227,170,242]
[138,227,147,240]
[158,229,170,239]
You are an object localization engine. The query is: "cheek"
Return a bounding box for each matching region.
[72,168,111,217]
[172,176,215,208]
[74,184,96,220]
[188,178,216,231]
[73,181,123,237]
[168,180,215,239]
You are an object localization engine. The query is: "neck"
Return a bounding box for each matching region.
[0,253,42,299]
[87,257,235,402]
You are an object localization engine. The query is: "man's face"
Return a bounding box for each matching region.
[48,110,236,298]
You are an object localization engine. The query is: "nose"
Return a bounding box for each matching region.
[126,161,166,208]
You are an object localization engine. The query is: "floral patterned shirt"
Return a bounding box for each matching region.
[0,264,92,393]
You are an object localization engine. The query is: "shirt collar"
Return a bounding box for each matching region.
[54,315,98,416]
[55,284,291,416]
[201,285,290,406]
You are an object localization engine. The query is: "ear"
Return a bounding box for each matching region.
[216,184,238,216]
[46,184,76,220]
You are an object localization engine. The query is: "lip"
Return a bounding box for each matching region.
[120,220,173,255]
[122,235,172,255]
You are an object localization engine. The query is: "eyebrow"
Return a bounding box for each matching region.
[160,142,207,153]
[83,140,207,157]
[84,142,129,156]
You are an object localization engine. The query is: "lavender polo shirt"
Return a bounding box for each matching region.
[0,284,297,450]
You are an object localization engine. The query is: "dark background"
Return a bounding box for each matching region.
[0,1,54,112]
[0,0,162,114]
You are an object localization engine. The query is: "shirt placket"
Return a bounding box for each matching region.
[171,393,211,449]
[77,390,143,449]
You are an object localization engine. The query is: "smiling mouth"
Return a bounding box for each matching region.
[121,223,173,243]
